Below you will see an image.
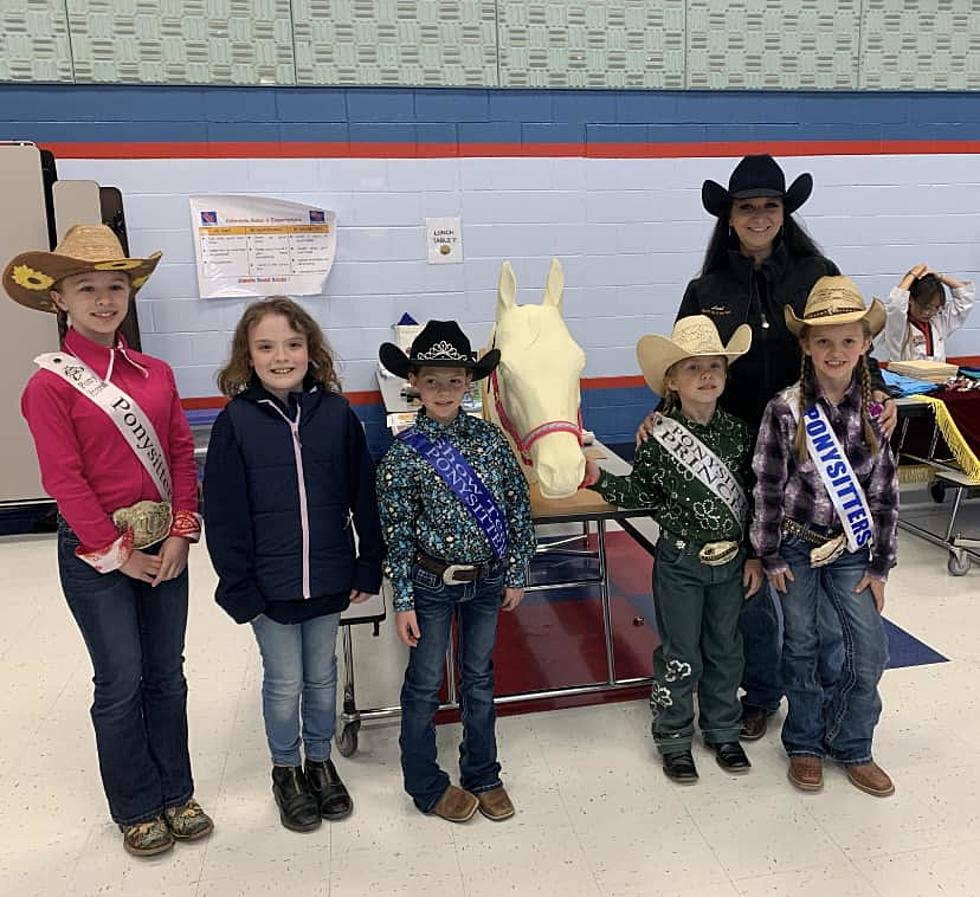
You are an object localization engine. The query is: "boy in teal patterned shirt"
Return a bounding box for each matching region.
[376,321,535,824]
[584,316,763,783]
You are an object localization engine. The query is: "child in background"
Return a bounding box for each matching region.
[880,264,974,361]
[204,296,383,833]
[375,320,535,824]
[753,276,898,797]
[6,225,212,857]
[584,315,763,783]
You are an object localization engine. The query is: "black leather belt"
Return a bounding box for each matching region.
[416,551,504,585]
[782,518,843,546]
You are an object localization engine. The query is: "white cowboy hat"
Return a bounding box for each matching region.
[785,275,886,338]
[636,315,752,395]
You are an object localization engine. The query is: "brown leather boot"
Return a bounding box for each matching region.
[476,786,515,821]
[787,756,823,792]
[431,785,479,823]
[845,761,895,797]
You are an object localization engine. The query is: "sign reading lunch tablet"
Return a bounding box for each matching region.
[189,196,336,298]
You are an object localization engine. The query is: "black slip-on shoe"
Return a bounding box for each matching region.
[662,750,699,783]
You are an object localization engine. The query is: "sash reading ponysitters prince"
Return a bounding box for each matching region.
[649,413,748,531]
[785,385,874,552]
[34,352,173,501]
[398,428,507,559]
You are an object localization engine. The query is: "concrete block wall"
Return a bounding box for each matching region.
[1,84,979,449]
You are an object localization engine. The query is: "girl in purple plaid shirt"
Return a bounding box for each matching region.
[751,276,899,799]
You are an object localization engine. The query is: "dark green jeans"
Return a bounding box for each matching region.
[650,534,745,755]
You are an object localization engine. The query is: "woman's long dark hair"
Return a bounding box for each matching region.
[700,211,827,275]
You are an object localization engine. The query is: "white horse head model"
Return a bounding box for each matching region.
[484,258,586,500]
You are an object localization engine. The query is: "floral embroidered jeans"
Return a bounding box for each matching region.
[649,534,745,754]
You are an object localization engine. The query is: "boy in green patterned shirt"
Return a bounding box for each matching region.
[584,316,764,783]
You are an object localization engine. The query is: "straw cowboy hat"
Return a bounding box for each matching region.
[785,275,886,338]
[702,154,813,218]
[636,315,752,395]
[379,319,501,381]
[2,224,162,313]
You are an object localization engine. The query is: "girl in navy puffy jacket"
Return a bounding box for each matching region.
[204,296,383,833]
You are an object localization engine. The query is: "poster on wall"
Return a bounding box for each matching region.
[425,216,462,264]
[189,195,336,298]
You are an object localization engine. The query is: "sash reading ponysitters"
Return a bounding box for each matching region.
[35,352,173,502]
[649,413,748,531]
[786,386,875,552]
[398,428,507,559]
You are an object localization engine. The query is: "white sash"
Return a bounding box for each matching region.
[35,352,172,501]
[785,385,874,553]
[649,413,748,531]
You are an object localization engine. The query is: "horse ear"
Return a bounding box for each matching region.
[543,257,564,312]
[497,261,517,320]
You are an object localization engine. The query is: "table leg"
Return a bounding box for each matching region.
[597,518,617,685]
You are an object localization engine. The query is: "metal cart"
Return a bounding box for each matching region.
[333,443,657,756]
[894,397,980,576]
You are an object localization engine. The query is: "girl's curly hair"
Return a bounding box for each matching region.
[217,296,342,397]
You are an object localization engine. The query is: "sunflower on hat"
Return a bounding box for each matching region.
[2,224,162,313]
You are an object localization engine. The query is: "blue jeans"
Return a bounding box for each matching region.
[740,582,845,714]
[779,536,889,764]
[251,612,341,766]
[400,562,505,812]
[57,522,194,826]
[739,584,784,712]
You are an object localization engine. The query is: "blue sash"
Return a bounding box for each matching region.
[399,428,508,560]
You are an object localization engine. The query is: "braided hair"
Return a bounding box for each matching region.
[793,353,815,461]
[794,322,879,461]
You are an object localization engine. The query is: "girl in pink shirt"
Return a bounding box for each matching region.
[4,225,213,857]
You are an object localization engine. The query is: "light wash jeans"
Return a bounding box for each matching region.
[740,581,845,714]
[251,612,341,766]
[778,535,889,764]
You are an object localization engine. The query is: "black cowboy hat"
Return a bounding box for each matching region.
[379,320,501,381]
[701,154,813,217]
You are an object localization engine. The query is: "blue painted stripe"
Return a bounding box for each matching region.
[3,84,980,145]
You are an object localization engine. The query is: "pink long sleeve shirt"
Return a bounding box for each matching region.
[21,328,200,571]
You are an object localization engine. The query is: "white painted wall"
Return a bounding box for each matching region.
[60,153,980,397]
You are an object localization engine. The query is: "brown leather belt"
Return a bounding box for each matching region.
[416,551,505,585]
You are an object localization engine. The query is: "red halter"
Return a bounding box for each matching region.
[488,368,583,468]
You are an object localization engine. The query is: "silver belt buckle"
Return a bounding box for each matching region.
[441,564,474,585]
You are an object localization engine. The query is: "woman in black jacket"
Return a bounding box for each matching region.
[642,155,895,741]
[204,297,384,833]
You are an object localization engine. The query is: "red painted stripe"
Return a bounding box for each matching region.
[41,138,980,161]
[582,374,647,390]
[346,389,383,405]
[182,396,228,410]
